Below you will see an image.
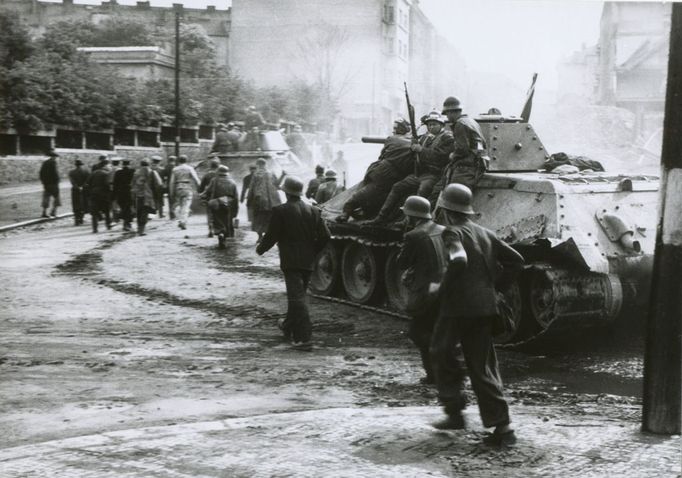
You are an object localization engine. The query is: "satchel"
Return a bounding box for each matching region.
[208,196,230,210]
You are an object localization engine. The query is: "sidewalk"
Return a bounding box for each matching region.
[0,180,71,226]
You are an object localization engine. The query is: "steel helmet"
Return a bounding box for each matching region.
[401,195,432,219]
[217,165,230,174]
[424,110,445,125]
[282,175,304,197]
[441,96,462,113]
[393,117,411,134]
[324,169,337,179]
[437,184,475,214]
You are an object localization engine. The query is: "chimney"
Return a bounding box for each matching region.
[136,1,150,9]
[207,6,216,12]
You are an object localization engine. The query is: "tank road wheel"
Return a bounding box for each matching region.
[341,243,383,304]
[310,242,340,296]
[384,248,408,312]
[494,282,523,344]
[529,269,557,330]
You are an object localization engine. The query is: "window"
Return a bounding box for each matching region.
[383,3,395,24]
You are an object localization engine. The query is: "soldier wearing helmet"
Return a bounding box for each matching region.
[396,195,448,384]
[201,164,238,248]
[335,120,414,223]
[257,176,331,351]
[430,183,524,447]
[314,169,345,204]
[199,156,222,238]
[429,96,489,207]
[368,110,454,225]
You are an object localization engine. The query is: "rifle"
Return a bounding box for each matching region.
[404,82,420,175]
[342,171,347,189]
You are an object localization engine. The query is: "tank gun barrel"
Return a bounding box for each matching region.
[361,136,388,144]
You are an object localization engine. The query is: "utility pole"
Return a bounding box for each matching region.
[174,4,182,158]
[642,3,681,435]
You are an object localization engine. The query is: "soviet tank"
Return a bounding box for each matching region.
[309,111,658,345]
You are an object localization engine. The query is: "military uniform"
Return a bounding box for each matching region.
[199,167,219,236]
[314,179,344,204]
[397,219,447,382]
[338,134,413,220]
[373,128,453,223]
[432,216,523,428]
[305,174,324,199]
[430,115,487,206]
[204,169,239,244]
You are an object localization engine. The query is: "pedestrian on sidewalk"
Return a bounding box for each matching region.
[202,165,239,248]
[68,159,89,225]
[396,196,447,384]
[85,158,112,233]
[169,155,200,230]
[256,176,331,351]
[113,159,135,231]
[430,184,524,447]
[131,158,162,236]
[108,157,122,223]
[247,158,282,242]
[39,149,61,218]
[199,156,220,238]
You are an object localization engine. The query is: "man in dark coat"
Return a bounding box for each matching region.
[335,119,414,223]
[86,158,112,233]
[314,169,344,204]
[396,195,448,384]
[161,156,177,220]
[370,111,454,224]
[429,97,488,207]
[39,149,61,217]
[202,165,239,247]
[256,176,331,351]
[240,164,257,223]
[305,165,325,199]
[113,159,135,231]
[68,159,89,225]
[150,155,165,217]
[431,184,524,447]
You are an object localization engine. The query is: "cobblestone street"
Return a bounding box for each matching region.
[0,214,679,477]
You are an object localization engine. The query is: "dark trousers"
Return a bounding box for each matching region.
[117,196,132,228]
[42,184,61,210]
[342,181,393,219]
[281,269,313,343]
[376,173,438,221]
[154,190,164,216]
[211,204,234,237]
[71,188,87,224]
[90,195,111,231]
[136,197,148,233]
[429,164,480,208]
[431,314,510,428]
[407,294,438,380]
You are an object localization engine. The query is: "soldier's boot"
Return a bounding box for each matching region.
[432,403,466,430]
[483,426,516,447]
[138,223,146,236]
[49,207,57,217]
[41,208,48,218]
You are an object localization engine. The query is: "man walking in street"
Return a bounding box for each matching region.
[85,157,112,233]
[256,176,331,351]
[431,183,524,447]
[151,155,165,217]
[305,165,325,200]
[108,157,122,223]
[396,195,448,384]
[68,159,89,225]
[202,165,239,248]
[113,159,135,231]
[429,97,489,207]
[199,156,221,238]
[169,154,200,230]
[161,156,177,220]
[131,158,162,236]
[39,149,61,218]
[314,169,344,204]
[240,164,257,224]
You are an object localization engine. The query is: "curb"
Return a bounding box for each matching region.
[0,213,73,233]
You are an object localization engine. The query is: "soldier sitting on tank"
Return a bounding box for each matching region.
[429,96,489,208]
[368,111,454,225]
[335,118,414,223]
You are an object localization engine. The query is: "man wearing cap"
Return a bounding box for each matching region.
[199,156,221,237]
[314,169,344,204]
[92,154,109,172]
[150,155,165,217]
[169,155,200,230]
[68,159,89,225]
[369,110,454,225]
[305,165,325,200]
[429,97,489,207]
[256,176,331,351]
[161,156,177,219]
[131,158,163,236]
[202,165,239,247]
[396,195,448,384]
[431,183,524,447]
[39,150,61,218]
[336,118,414,223]
[113,159,135,231]
[85,157,112,233]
